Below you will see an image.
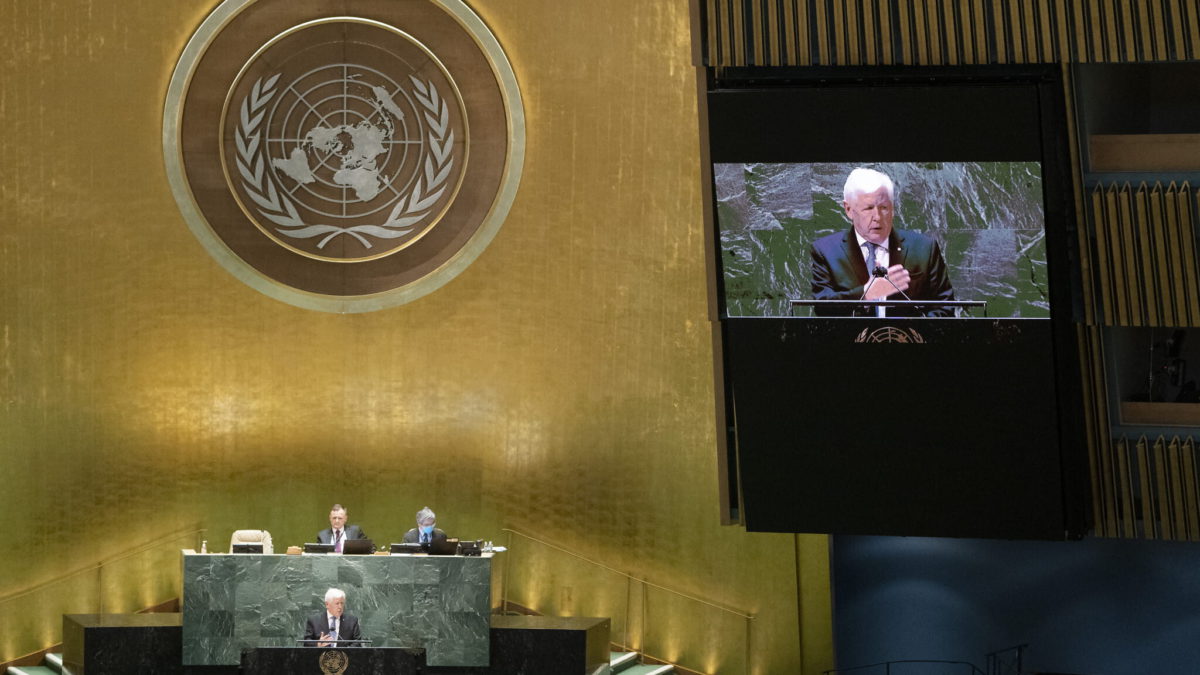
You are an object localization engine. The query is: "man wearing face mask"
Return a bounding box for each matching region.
[401,506,447,546]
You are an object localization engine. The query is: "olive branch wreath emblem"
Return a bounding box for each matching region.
[234,72,455,250]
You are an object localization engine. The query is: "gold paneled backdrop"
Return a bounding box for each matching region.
[4,0,1200,671]
[0,0,831,672]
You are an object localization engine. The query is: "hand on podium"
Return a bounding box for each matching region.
[318,632,334,647]
[864,264,911,300]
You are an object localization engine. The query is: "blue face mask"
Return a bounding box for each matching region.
[420,524,434,535]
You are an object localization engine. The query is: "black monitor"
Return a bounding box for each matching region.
[341,539,375,555]
[390,542,424,554]
[704,65,1088,540]
[429,538,459,556]
[231,543,264,554]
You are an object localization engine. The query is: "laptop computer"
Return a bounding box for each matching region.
[429,537,459,556]
[341,538,375,554]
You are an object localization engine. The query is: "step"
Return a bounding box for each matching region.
[620,666,674,675]
[7,667,60,675]
[43,654,63,673]
[611,650,640,672]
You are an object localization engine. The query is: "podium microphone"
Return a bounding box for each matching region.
[875,266,912,301]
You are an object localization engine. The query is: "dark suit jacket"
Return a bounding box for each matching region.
[401,527,448,545]
[317,525,367,545]
[303,611,363,647]
[810,227,955,317]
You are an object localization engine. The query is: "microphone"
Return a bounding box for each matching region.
[872,265,888,278]
[875,266,912,301]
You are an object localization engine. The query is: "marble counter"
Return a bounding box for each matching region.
[182,552,491,667]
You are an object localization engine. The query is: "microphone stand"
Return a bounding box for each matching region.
[860,266,912,318]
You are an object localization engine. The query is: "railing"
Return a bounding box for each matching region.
[823,660,986,675]
[499,528,754,675]
[985,644,1027,675]
[0,526,206,664]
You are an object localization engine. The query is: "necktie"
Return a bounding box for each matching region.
[864,242,879,273]
[334,530,343,553]
[421,531,429,544]
[331,616,338,639]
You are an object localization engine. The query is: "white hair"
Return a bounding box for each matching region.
[324,588,346,603]
[843,168,895,203]
[416,506,436,524]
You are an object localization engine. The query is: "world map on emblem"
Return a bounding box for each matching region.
[168,3,522,311]
[223,24,468,263]
[268,66,418,212]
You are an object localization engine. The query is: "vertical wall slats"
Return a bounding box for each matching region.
[878,0,894,64]
[1114,433,1200,541]
[1136,436,1156,538]
[1167,0,1185,60]
[1183,437,1200,541]
[1108,186,1131,323]
[1115,431,1136,537]
[1133,0,1146,64]
[1163,183,1189,325]
[750,0,765,65]
[912,0,929,64]
[1086,182,1200,327]
[1151,0,1168,60]
[1189,0,1200,59]
[1185,188,1200,324]
[972,0,987,63]
[1100,427,1121,537]
[861,0,877,65]
[705,0,1200,67]
[734,0,746,63]
[1147,185,1172,326]
[1119,184,1144,323]
[1168,436,1187,539]
[1135,187,1159,326]
[1152,437,1172,538]
[1091,188,1114,325]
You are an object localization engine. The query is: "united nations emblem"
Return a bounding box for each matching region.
[318,649,349,675]
[165,0,523,311]
[854,326,926,344]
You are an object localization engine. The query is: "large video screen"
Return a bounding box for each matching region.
[715,162,1049,319]
[705,67,1088,540]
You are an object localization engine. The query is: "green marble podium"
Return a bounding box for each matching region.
[181,551,492,667]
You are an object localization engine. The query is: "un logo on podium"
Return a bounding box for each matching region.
[166,1,523,312]
[319,649,349,675]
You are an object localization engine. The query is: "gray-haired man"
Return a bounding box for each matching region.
[303,588,363,647]
[401,506,448,546]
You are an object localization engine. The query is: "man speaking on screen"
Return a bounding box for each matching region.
[810,168,955,317]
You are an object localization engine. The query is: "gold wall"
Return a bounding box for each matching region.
[0,0,832,672]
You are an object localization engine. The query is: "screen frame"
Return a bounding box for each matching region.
[701,64,1089,539]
